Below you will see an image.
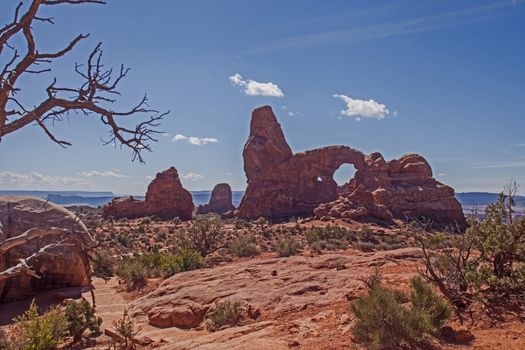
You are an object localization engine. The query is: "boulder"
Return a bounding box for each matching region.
[102,167,194,220]
[237,106,466,229]
[0,196,94,302]
[147,300,208,329]
[197,183,235,215]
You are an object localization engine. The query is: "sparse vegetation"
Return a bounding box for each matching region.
[92,251,116,277]
[116,258,151,290]
[206,299,245,331]
[112,309,141,349]
[274,234,300,257]
[115,248,203,288]
[159,248,203,277]
[64,299,102,341]
[6,300,68,350]
[228,235,259,257]
[187,215,225,256]
[417,181,525,316]
[350,274,451,350]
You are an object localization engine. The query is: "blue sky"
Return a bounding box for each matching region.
[0,0,524,195]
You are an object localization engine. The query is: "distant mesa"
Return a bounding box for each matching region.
[237,105,466,229]
[102,167,194,220]
[197,183,235,215]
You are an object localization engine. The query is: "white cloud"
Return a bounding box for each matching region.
[514,143,525,147]
[229,73,284,97]
[333,94,390,120]
[0,171,93,189]
[172,134,219,146]
[78,170,130,178]
[180,172,204,181]
[437,173,447,177]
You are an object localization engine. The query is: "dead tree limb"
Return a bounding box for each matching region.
[0,0,167,162]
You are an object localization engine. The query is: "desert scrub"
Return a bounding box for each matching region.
[65,299,102,341]
[228,235,259,257]
[187,214,224,256]
[274,234,300,257]
[206,299,244,331]
[357,226,381,244]
[112,309,141,350]
[7,300,68,350]
[305,225,356,243]
[116,257,153,290]
[353,242,377,252]
[349,276,451,350]
[92,250,115,277]
[159,248,203,277]
[416,181,525,313]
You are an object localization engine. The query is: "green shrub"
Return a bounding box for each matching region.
[358,226,381,244]
[187,214,224,256]
[92,251,115,277]
[112,309,141,350]
[274,235,300,257]
[228,235,259,257]
[304,225,355,244]
[417,181,525,310]
[9,300,68,350]
[64,299,102,341]
[116,258,150,290]
[349,276,451,350]
[309,240,323,254]
[159,248,203,277]
[206,299,244,331]
[234,219,252,229]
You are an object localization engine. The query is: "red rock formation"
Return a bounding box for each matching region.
[0,196,94,302]
[237,106,366,220]
[197,183,235,215]
[316,152,467,228]
[238,106,466,229]
[103,167,194,220]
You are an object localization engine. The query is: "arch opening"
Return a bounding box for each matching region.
[333,163,357,186]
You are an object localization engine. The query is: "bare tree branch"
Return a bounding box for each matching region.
[0,227,70,254]
[0,0,166,163]
[0,241,76,284]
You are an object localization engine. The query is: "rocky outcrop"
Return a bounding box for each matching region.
[130,248,423,329]
[237,106,366,220]
[238,106,466,228]
[315,152,467,228]
[103,167,194,220]
[197,183,235,215]
[0,196,94,302]
[147,300,208,329]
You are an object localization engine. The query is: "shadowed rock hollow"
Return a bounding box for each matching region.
[0,196,94,302]
[102,167,194,220]
[237,106,466,228]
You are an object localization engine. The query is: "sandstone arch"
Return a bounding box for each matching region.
[238,106,466,229]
